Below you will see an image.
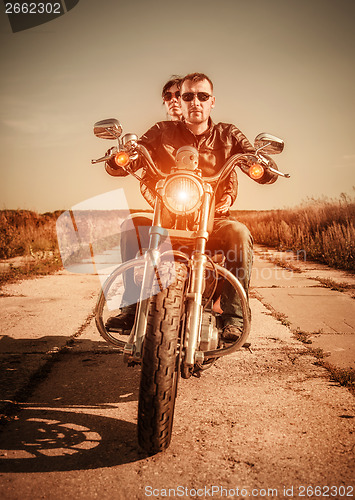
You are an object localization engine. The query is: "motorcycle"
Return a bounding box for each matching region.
[91,118,289,454]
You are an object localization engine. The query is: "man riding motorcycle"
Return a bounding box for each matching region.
[105,72,278,340]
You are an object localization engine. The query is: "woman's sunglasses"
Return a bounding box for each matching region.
[163,91,180,101]
[181,92,212,102]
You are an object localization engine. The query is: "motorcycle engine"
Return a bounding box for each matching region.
[199,312,219,351]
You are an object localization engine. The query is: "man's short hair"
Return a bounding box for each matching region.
[180,73,214,92]
[162,75,182,98]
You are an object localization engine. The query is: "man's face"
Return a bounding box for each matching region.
[163,83,182,120]
[180,79,215,126]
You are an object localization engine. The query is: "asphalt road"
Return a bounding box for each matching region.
[0,248,354,500]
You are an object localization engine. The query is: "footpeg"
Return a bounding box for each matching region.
[242,342,252,353]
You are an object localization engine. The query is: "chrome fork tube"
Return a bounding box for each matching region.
[185,253,207,365]
[185,190,212,366]
[124,198,164,360]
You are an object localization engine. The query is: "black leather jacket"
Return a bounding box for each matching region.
[107,119,277,207]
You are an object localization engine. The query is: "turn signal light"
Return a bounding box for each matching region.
[249,163,264,180]
[115,151,130,167]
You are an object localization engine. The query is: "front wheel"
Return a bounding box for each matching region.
[138,261,187,454]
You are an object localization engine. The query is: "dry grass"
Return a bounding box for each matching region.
[0,209,62,259]
[315,361,355,394]
[233,193,355,272]
[1,193,354,286]
[0,210,63,286]
[0,208,126,286]
[0,257,63,289]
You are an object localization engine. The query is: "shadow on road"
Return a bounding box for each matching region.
[0,339,148,472]
[0,408,147,473]
[0,336,141,405]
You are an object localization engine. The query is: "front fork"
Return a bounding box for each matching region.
[184,252,208,366]
[184,191,212,366]
[124,189,212,366]
[123,198,167,361]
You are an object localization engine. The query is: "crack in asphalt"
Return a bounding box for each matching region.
[0,311,96,422]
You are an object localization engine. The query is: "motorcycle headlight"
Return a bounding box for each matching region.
[162,175,203,215]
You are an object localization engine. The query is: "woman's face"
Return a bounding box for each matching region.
[163,83,182,121]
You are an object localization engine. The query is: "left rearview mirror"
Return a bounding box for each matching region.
[93,119,123,140]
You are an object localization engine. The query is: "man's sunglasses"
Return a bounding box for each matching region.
[181,92,212,102]
[163,91,180,101]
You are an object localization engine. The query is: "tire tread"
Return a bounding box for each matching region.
[138,262,187,454]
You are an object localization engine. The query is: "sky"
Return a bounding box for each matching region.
[0,0,354,213]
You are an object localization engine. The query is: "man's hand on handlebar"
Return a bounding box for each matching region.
[215,194,233,214]
[105,146,118,158]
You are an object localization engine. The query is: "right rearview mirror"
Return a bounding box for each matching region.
[93,119,123,140]
[254,133,284,154]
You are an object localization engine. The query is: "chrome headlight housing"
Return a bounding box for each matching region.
[162,174,203,215]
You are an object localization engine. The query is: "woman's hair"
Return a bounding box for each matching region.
[161,75,182,98]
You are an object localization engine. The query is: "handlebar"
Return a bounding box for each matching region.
[91,153,113,164]
[92,144,290,181]
[135,147,256,184]
[136,144,166,178]
[268,166,290,178]
[91,146,118,164]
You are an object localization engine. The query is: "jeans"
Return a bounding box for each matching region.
[207,217,253,327]
[119,214,253,327]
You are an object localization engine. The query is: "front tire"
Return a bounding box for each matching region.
[138,262,187,454]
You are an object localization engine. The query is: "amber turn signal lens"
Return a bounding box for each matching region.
[115,151,130,167]
[249,163,264,180]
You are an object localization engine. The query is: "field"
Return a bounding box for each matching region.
[0,209,62,260]
[0,210,63,285]
[232,194,355,272]
[0,194,354,285]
